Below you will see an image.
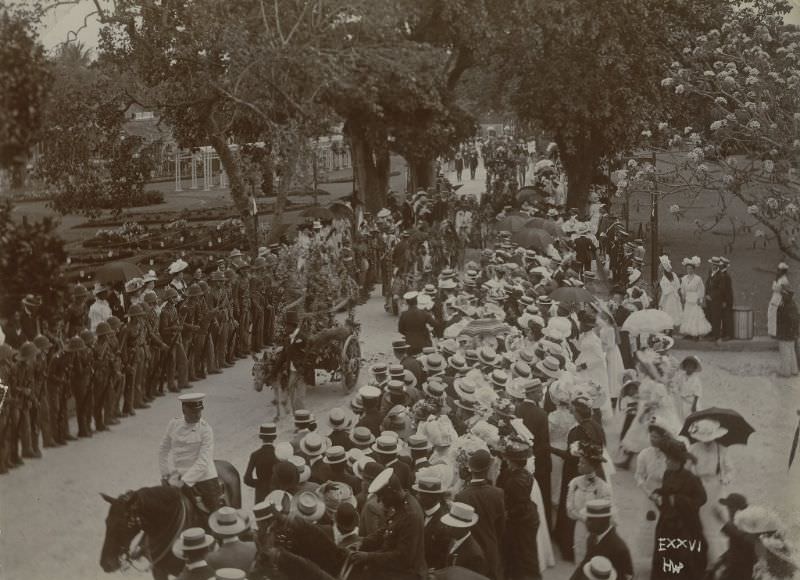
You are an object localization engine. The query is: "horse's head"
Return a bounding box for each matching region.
[99,491,141,573]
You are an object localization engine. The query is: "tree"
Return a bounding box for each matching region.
[637,0,800,261]
[0,199,68,325]
[490,0,728,211]
[34,44,156,216]
[0,5,51,184]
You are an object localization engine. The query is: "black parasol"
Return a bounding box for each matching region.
[680,407,755,447]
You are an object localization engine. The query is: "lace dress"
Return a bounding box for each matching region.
[680,274,712,337]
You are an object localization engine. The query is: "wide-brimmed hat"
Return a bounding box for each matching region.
[371,435,400,456]
[293,409,314,427]
[358,385,382,402]
[423,378,447,398]
[468,449,492,472]
[299,433,330,457]
[579,498,617,520]
[369,363,388,379]
[349,427,375,448]
[583,556,618,580]
[323,445,348,465]
[172,527,215,559]
[209,506,248,537]
[252,490,292,524]
[288,456,311,483]
[124,278,144,293]
[412,474,448,495]
[648,334,675,353]
[422,353,446,374]
[535,356,561,379]
[259,423,277,440]
[388,363,405,380]
[503,441,532,462]
[21,294,41,308]
[454,375,478,401]
[489,369,509,389]
[64,336,87,353]
[407,434,432,453]
[688,418,729,443]
[328,407,352,431]
[441,502,479,528]
[386,380,406,396]
[734,505,781,535]
[477,346,499,367]
[167,259,189,275]
[291,491,326,523]
[391,339,409,351]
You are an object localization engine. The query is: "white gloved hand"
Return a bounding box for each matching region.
[168,473,184,488]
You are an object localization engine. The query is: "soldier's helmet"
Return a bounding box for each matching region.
[33,335,52,351]
[80,329,96,346]
[107,316,122,331]
[143,290,159,305]
[0,343,16,362]
[64,337,87,353]
[95,322,113,337]
[186,284,203,298]
[198,281,210,293]
[163,287,179,301]
[19,341,40,361]
[72,284,90,299]
[128,304,146,318]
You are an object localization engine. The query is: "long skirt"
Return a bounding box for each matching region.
[778,339,799,377]
[699,475,726,564]
[532,478,556,573]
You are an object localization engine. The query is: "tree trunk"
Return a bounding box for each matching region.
[408,158,436,193]
[209,134,257,249]
[259,143,274,197]
[344,121,388,213]
[272,140,301,228]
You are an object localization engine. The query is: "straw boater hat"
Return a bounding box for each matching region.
[412,473,449,495]
[477,347,500,367]
[323,445,348,465]
[489,369,509,389]
[454,375,479,401]
[209,506,248,537]
[288,456,311,483]
[422,378,447,399]
[327,408,352,431]
[172,527,215,559]
[388,364,405,381]
[291,491,326,523]
[259,423,277,441]
[299,432,330,457]
[441,502,479,528]
[687,418,729,443]
[448,354,469,372]
[582,556,618,580]
[252,490,292,524]
[371,435,400,456]
[407,434,432,454]
[423,353,447,375]
[535,356,561,379]
[349,426,376,448]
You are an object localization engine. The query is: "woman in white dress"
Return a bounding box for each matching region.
[574,315,612,423]
[658,255,683,330]
[548,379,578,518]
[768,262,791,337]
[596,311,624,411]
[679,257,712,338]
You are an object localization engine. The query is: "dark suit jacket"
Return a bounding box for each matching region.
[207,540,257,572]
[244,444,277,503]
[570,528,634,580]
[447,534,488,577]
[328,429,352,450]
[176,562,215,580]
[455,480,505,580]
[327,465,362,494]
[401,354,425,386]
[360,494,427,578]
[309,456,330,484]
[387,458,412,491]
[398,306,436,353]
[423,502,451,570]
[356,409,383,437]
[516,400,551,476]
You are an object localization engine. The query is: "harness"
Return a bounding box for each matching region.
[120,493,188,573]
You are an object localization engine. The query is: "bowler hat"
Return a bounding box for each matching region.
[468,449,492,472]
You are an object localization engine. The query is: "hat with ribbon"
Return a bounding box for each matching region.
[299,433,330,457]
[252,490,292,523]
[349,426,376,448]
[172,527,215,559]
[323,445,348,465]
[371,435,400,456]
[535,356,561,379]
[582,556,618,580]
[327,407,352,431]
[208,506,248,537]
[291,491,326,523]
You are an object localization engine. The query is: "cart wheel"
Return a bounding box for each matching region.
[341,335,361,392]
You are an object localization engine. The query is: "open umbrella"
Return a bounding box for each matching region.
[300,206,334,220]
[461,318,511,337]
[549,286,594,305]
[95,261,143,283]
[513,228,554,252]
[327,200,353,219]
[493,214,532,233]
[680,407,755,447]
[622,309,674,334]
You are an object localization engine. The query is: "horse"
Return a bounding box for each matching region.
[252,345,289,419]
[99,460,241,580]
[263,513,489,580]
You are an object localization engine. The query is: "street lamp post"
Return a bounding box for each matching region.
[648,152,659,285]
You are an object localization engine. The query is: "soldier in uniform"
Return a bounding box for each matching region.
[234,260,252,358]
[65,284,90,339]
[224,269,240,364]
[77,329,97,437]
[208,271,231,370]
[93,322,119,431]
[181,284,203,382]
[249,257,267,354]
[15,342,41,458]
[119,303,149,415]
[142,290,168,400]
[196,280,219,377]
[105,316,125,424]
[159,393,224,512]
[159,287,190,393]
[57,337,87,443]
[32,334,57,449]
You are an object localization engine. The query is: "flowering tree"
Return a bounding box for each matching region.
[635,0,800,261]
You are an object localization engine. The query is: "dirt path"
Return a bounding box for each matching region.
[0,292,797,579]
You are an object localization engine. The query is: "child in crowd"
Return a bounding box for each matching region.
[670,355,703,421]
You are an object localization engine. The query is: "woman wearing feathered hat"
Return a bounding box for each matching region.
[657,255,682,331]
[679,256,712,339]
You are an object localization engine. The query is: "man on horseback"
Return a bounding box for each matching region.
[158,393,224,514]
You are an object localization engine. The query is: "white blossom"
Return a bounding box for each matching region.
[766,197,779,209]
[658,122,669,131]
[704,70,715,77]
[641,129,652,138]
[786,203,798,215]
[747,120,761,130]
[675,84,685,95]
[669,204,681,214]
[747,205,759,215]
[661,77,675,87]
[714,96,727,106]
[710,120,725,131]
[754,229,765,238]
[763,160,775,173]
[684,126,693,135]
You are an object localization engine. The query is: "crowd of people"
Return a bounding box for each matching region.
[155,185,795,580]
